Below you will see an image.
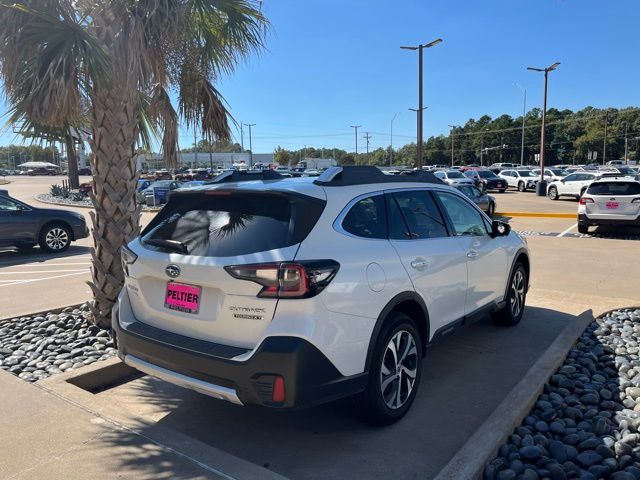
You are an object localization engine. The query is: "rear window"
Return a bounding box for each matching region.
[587,182,640,196]
[141,191,325,257]
[477,170,498,179]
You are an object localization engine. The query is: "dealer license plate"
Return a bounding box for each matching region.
[164,281,202,314]
[606,202,619,209]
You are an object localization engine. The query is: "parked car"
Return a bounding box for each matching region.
[78,167,92,175]
[578,179,640,233]
[455,184,497,217]
[489,163,518,174]
[139,180,183,205]
[433,170,475,186]
[114,166,530,424]
[27,167,59,176]
[463,169,507,192]
[531,168,567,182]
[546,171,602,200]
[0,192,88,252]
[175,168,211,181]
[498,169,539,192]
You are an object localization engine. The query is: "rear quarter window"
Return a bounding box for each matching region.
[587,182,640,196]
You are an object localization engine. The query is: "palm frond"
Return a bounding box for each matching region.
[148,85,179,167]
[0,1,109,127]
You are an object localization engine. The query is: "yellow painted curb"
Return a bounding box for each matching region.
[495,211,576,219]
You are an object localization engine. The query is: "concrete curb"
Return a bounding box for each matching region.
[495,211,576,219]
[433,308,595,480]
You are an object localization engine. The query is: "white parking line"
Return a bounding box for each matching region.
[0,271,88,288]
[0,269,87,275]
[557,223,578,237]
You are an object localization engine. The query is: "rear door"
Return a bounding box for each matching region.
[385,189,468,334]
[125,190,326,349]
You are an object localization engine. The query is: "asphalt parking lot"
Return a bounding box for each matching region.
[2,175,640,479]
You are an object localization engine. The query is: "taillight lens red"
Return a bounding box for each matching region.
[579,197,594,205]
[224,260,339,299]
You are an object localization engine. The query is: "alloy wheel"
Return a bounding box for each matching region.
[45,228,69,251]
[510,269,526,318]
[380,330,418,410]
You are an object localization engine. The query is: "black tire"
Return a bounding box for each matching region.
[548,186,559,200]
[358,313,423,425]
[487,202,495,218]
[492,263,527,326]
[38,223,71,253]
[577,223,589,234]
[498,189,507,193]
[517,181,526,192]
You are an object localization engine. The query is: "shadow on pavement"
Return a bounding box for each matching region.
[96,305,584,480]
[0,245,91,267]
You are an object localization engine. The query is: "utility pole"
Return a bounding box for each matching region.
[350,125,361,163]
[240,122,244,151]
[363,132,372,164]
[528,61,560,196]
[244,123,255,167]
[515,83,527,166]
[401,38,443,169]
[624,123,629,165]
[448,124,457,167]
[390,112,400,166]
[603,110,609,165]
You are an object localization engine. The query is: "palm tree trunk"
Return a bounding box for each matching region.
[86,10,141,327]
[65,134,79,189]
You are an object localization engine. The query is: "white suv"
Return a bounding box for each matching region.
[547,171,601,200]
[578,178,640,234]
[113,167,530,424]
[499,169,539,192]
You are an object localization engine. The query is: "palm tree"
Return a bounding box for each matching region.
[0,0,267,327]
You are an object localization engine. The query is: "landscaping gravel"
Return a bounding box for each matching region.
[0,303,116,383]
[36,193,160,211]
[485,308,640,480]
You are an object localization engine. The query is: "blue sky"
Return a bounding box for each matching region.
[2,0,639,153]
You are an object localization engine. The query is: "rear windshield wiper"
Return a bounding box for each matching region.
[144,238,189,254]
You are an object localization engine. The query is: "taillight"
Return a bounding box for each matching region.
[121,245,138,276]
[225,260,339,299]
[579,197,594,205]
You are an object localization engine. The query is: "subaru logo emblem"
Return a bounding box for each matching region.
[165,264,181,278]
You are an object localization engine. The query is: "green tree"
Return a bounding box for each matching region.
[0,0,267,326]
[274,146,291,166]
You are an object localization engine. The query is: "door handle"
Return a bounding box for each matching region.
[467,250,479,259]
[410,259,429,270]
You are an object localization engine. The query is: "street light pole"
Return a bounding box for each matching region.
[515,83,527,166]
[409,107,427,168]
[243,123,255,167]
[603,110,609,165]
[401,38,442,169]
[624,123,629,165]
[448,124,457,167]
[350,125,361,163]
[528,62,560,196]
[390,112,400,166]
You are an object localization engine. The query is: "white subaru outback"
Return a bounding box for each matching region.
[113,166,530,424]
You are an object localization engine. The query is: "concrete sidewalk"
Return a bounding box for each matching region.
[0,368,281,480]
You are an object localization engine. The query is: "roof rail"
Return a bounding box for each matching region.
[313,166,445,187]
[207,169,284,184]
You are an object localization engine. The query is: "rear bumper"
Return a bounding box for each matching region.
[112,293,367,409]
[578,213,640,227]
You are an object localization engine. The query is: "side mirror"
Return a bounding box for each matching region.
[491,220,510,238]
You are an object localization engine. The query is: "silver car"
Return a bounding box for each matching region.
[434,170,475,186]
[455,184,497,217]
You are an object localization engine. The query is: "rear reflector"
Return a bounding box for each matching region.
[272,376,286,403]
